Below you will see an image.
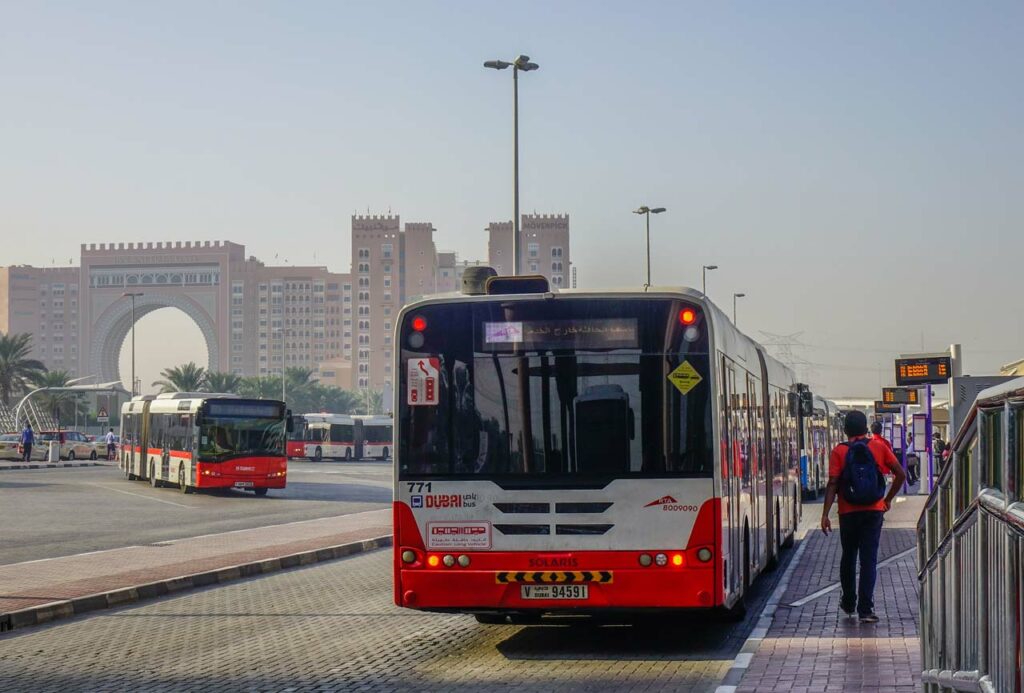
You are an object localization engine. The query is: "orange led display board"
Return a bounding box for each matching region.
[894,357,952,386]
[882,387,920,405]
[874,401,902,415]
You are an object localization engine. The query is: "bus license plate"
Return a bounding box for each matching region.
[233,481,254,488]
[520,584,588,600]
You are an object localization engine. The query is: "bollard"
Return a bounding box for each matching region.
[48,440,60,463]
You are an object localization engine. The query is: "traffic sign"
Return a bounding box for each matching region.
[882,387,919,405]
[895,356,951,386]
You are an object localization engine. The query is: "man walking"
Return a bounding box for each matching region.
[821,410,906,623]
[104,428,117,461]
[20,422,34,462]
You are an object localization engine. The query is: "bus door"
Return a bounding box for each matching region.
[721,356,742,596]
[746,373,764,570]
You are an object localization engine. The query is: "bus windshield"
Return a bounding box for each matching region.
[198,417,286,462]
[399,297,713,480]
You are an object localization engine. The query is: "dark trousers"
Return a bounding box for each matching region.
[22,443,32,462]
[839,510,884,615]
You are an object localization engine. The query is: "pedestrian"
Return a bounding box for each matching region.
[104,428,117,461]
[932,432,946,461]
[870,421,892,451]
[820,410,907,623]
[20,422,34,462]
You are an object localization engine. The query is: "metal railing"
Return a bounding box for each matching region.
[919,380,1024,693]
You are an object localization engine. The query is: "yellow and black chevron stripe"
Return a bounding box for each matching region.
[495,571,613,584]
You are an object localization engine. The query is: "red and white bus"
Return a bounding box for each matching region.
[393,279,802,621]
[357,415,393,460]
[286,414,309,459]
[299,413,358,461]
[120,393,289,496]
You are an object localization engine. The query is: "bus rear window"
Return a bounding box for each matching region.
[398,298,712,479]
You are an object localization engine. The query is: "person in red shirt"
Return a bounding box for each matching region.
[820,410,906,623]
[870,421,892,450]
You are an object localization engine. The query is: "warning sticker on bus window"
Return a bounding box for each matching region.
[408,357,440,406]
[668,360,702,395]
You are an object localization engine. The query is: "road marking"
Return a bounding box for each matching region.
[786,546,917,607]
[180,508,389,541]
[5,545,143,566]
[85,483,195,509]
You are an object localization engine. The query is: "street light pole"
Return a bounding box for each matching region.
[702,265,718,296]
[633,206,666,289]
[485,55,539,276]
[733,293,746,325]
[122,292,143,396]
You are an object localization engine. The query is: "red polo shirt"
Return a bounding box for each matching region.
[829,435,900,514]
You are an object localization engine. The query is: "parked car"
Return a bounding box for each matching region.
[37,430,99,460]
[0,433,47,461]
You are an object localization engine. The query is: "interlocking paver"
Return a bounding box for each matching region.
[0,548,780,692]
[734,495,925,692]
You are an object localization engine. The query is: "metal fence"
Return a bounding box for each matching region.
[919,381,1024,693]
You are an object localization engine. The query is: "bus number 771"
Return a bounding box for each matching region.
[406,482,433,493]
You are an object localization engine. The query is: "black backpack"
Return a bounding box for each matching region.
[838,439,885,505]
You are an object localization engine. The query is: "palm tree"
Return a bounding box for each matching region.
[31,370,81,427]
[204,371,242,394]
[152,362,207,393]
[0,332,47,405]
[238,376,280,400]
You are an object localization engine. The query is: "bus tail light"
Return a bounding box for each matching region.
[638,553,653,567]
[696,547,714,563]
[654,553,668,566]
[671,553,684,567]
[457,554,471,567]
[401,548,425,567]
[679,308,697,325]
[442,554,456,567]
[411,315,428,332]
[427,555,440,567]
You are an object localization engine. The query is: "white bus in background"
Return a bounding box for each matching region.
[356,415,393,460]
[302,413,358,461]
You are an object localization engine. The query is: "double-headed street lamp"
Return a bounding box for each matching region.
[484,54,539,276]
[733,292,746,325]
[633,206,667,289]
[702,265,718,296]
[122,292,144,396]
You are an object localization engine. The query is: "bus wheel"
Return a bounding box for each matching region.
[345,448,352,461]
[313,447,322,462]
[382,447,389,460]
[254,488,268,497]
[149,462,160,488]
[178,468,192,494]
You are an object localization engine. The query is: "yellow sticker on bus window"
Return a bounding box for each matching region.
[668,360,703,395]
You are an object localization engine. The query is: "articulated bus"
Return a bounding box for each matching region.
[800,396,844,499]
[120,393,289,496]
[357,415,394,460]
[286,414,309,459]
[392,278,804,622]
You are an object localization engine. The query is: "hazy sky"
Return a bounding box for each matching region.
[3,1,1022,395]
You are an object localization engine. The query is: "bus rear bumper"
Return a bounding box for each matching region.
[396,566,718,611]
[195,475,287,490]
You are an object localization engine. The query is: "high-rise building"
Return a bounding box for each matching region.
[486,213,570,287]
[0,212,569,397]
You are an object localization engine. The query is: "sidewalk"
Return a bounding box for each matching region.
[0,508,391,631]
[732,495,925,693]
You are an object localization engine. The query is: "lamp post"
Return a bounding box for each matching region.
[275,328,288,404]
[122,292,143,396]
[633,206,667,288]
[702,265,718,296]
[733,293,746,325]
[484,54,539,275]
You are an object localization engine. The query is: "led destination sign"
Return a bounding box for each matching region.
[895,356,951,386]
[482,319,639,351]
[874,401,902,415]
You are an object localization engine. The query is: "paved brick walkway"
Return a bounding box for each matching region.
[733,495,925,692]
[0,508,390,615]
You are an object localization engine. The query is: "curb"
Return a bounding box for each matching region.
[715,527,811,693]
[0,462,112,472]
[0,534,393,633]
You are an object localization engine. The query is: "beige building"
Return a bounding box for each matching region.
[1,212,570,396]
[487,213,570,288]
